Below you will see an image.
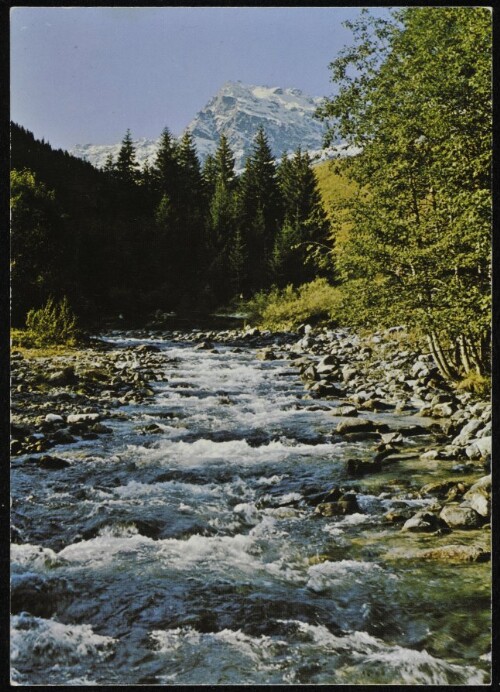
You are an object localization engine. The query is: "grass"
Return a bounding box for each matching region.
[11,328,79,358]
[243,279,343,331]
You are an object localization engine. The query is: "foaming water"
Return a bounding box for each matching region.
[11,334,490,685]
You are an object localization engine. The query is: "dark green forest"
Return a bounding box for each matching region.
[11,123,330,328]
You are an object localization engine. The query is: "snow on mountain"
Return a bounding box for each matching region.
[185,81,328,170]
[70,81,344,171]
[71,137,159,171]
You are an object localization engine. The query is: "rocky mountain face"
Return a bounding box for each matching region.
[70,81,339,171]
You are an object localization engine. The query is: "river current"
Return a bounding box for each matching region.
[10,334,491,685]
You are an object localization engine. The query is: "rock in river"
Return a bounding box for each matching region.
[401,510,447,533]
[439,504,484,529]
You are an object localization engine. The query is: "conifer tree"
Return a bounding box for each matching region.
[173,132,206,299]
[152,127,179,200]
[238,127,283,292]
[205,136,239,302]
[115,129,139,185]
[273,148,332,286]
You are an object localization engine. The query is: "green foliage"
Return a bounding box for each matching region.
[114,129,140,184]
[238,127,283,291]
[244,279,342,331]
[274,149,333,286]
[456,372,491,399]
[25,296,80,346]
[317,7,492,376]
[10,169,64,326]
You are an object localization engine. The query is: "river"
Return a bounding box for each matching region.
[10,333,491,685]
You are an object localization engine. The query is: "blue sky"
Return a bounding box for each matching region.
[11,6,392,150]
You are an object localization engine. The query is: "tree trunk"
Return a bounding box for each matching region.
[458,334,473,374]
[427,331,459,381]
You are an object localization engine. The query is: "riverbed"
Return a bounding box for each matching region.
[10,332,491,685]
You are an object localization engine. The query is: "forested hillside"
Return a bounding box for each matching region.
[11,124,330,327]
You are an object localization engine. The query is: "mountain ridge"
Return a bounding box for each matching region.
[70,81,344,171]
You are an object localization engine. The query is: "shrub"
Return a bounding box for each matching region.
[456,372,491,399]
[25,296,80,346]
[244,279,342,331]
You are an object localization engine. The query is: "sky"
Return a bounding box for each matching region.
[10,6,391,151]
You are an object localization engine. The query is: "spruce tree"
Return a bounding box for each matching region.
[152,127,179,200]
[205,136,239,303]
[115,129,139,185]
[273,148,332,286]
[238,127,283,292]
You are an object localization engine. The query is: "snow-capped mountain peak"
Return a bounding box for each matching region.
[70,81,335,171]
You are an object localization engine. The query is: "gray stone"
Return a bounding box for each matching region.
[439,504,484,529]
[44,414,64,424]
[336,418,376,434]
[462,494,490,518]
[342,366,358,383]
[315,493,360,516]
[67,413,101,424]
[431,403,455,418]
[452,418,484,446]
[412,545,490,563]
[401,510,445,532]
[380,432,404,446]
[330,405,358,417]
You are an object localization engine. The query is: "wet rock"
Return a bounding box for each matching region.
[303,486,343,507]
[343,432,382,442]
[67,413,101,424]
[28,455,71,470]
[136,423,163,435]
[195,341,213,350]
[401,510,447,533]
[346,457,381,476]
[335,418,376,435]
[380,432,404,446]
[134,344,160,353]
[330,405,358,417]
[419,479,468,499]
[51,429,76,444]
[439,504,484,529]
[91,422,113,434]
[452,419,484,446]
[315,493,360,516]
[256,348,278,361]
[464,436,491,460]
[301,364,318,381]
[407,545,490,563]
[384,507,417,523]
[360,399,394,412]
[307,381,345,398]
[462,475,491,517]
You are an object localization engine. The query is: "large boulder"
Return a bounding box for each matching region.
[462,475,491,517]
[465,436,491,460]
[452,419,484,447]
[439,504,484,529]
